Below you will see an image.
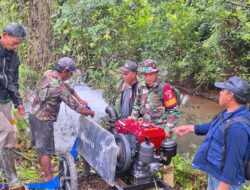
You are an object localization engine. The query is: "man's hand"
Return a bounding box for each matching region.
[128,116,137,120]
[72,91,88,106]
[17,104,25,118]
[78,99,88,106]
[171,125,195,137]
[165,131,170,138]
[215,181,229,190]
[82,108,95,118]
[88,110,95,118]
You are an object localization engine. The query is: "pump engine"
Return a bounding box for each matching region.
[105,106,177,186]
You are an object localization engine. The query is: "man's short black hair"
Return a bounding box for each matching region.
[234,95,248,105]
[3,23,28,39]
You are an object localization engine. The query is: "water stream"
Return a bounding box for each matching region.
[53,84,108,151]
[176,95,222,154]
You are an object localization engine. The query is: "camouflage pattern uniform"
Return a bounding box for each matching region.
[131,79,180,131]
[31,70,84,121]
[132,59,180,187]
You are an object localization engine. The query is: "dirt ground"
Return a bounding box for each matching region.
[80,174,111,190]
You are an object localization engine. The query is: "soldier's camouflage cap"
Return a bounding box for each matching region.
[139,59,158,73]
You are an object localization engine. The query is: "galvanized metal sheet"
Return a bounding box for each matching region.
[77,116,118,186]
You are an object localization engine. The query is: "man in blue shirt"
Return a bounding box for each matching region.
[172,76,250,190]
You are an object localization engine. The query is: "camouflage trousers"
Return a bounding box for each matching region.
[0,102,17,150]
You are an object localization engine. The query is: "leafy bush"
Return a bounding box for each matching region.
[52,0,249,93]
[19,65,40,92]
[1,0,249,92]
[174,151,207,190]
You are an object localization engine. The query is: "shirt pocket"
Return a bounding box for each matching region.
[207,138,223,170]
[150,106,164,119]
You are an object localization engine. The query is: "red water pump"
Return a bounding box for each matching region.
[105,106,177,186]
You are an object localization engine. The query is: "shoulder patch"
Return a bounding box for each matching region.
[163,85,177,108]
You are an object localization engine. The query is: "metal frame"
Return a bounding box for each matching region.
[113,177,173,190]
[113,172,173,190]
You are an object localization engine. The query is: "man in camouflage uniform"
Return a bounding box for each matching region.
[29,57,95,181]
[131,59,180,132]
[130,59,180,187]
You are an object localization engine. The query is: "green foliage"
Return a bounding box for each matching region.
[19,65,40,92]
[87,60,121,105]
[52,0,249,95]
[0,1,19,26]
[1,0,249,92]
[174,152,207,189]
[1,1,250,186]
[12,109,30,143]
[244,185,250,190]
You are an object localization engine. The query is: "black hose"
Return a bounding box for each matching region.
[105,106,118,121]
[105,106,119,132]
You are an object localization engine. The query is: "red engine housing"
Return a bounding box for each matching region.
[115,119,166,150]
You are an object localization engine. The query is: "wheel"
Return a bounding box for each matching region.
[59,152,78,190]
[115,133,132,172]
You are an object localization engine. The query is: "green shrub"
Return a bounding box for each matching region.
[174,152,207,189]
[19,65,40,92]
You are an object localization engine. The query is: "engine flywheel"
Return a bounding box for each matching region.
[114,133,132,172]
